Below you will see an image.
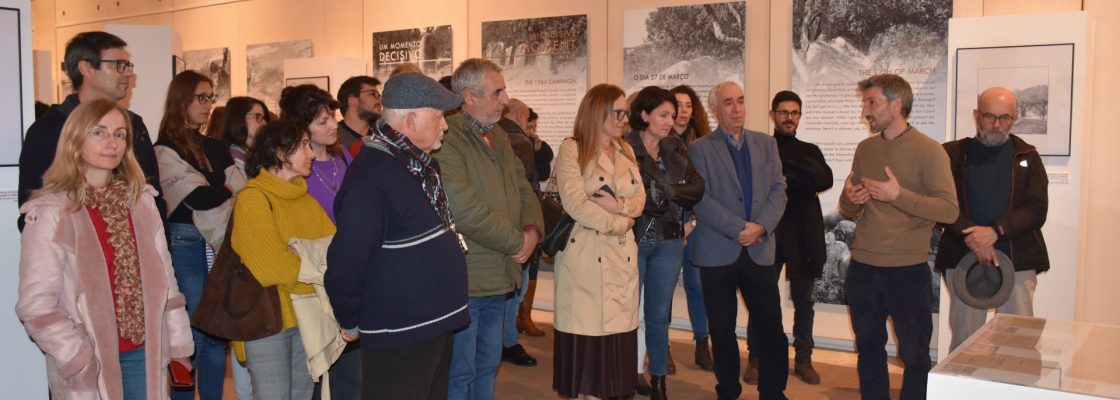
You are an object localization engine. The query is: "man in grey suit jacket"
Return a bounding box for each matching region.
[688,81,789,400]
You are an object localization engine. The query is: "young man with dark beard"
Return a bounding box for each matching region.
[336,76,382,156]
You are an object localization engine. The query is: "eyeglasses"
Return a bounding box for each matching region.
[88,127,127,142]
[980,113,1015,125]
[773,110,802,119]
[360,89,382,100]
[194,94,219,105]
[611,109,630,121]
[99,59,135,73]
[246,112,265,123]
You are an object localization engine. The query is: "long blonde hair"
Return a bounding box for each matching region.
[33,99,147,209]
[572,84,636,172]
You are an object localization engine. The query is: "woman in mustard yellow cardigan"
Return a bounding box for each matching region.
[231,120,336,399]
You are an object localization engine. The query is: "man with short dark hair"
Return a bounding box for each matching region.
[688,81,789,400]
[436,59,543,400]
[19,31,163,231]
[325,72,469,400]
[936,87,1049,352]
[336,75,382,155]
[743,90,832,385]
[840,74,958,400]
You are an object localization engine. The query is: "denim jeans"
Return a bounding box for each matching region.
[119,346,145,400]
[245,328,313,400]
[635,239,683,376]
[846,260,933,400]
[682,239,709,340]
[448,295,506,400]
[503,266,532,348]
[168,223,226,400]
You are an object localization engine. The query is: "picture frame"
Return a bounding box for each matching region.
[285,75,329,91]
[172,55,185,75]
[953,43,1074,156]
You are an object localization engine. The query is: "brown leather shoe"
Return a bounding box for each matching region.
[794,361,821,385]
[516,280,546,336]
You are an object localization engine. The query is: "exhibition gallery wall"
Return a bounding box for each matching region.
[15,0,1120,362]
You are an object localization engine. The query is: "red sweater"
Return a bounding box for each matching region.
[87,206,144,352]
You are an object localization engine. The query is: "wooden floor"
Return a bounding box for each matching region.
[218,310,907,399]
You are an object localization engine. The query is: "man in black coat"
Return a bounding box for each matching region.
[744,91,832,385]
[18,31,164,231]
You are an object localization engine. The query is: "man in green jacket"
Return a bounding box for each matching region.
[434,59,544,400]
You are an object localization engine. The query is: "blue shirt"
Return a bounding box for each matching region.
[724,130,753,218]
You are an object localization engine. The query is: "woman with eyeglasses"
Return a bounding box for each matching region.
[16,99,195,400]
[552,84,645,400]
[154,70,236,400]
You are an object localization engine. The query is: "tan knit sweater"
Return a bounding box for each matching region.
[838,126,958,267]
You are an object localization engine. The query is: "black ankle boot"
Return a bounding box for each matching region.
[649,374,668,400]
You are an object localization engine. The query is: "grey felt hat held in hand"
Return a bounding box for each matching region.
[382,72,462,111]
[951,250,1015,309]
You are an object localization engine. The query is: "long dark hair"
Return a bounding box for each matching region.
[159,71,215,171]
[670,85,711,141]
[245,120,307,178]
[219,96,270,149]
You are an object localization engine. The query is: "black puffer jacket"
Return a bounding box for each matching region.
[626,130,705,241]
[936,135,1050,272]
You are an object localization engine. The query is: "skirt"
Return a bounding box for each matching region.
[553,329,638,398]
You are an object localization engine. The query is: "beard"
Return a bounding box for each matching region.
[359,109,382,124]
[977,129,1010,147]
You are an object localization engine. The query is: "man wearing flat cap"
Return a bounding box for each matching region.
[325,72,469,399]
[936,86,1050,352]
[436,58,544,400]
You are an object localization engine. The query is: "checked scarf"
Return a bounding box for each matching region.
[368,120,464,251]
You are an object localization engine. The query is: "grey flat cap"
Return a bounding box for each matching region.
[382,72,462,111]
[951,250,1015,309]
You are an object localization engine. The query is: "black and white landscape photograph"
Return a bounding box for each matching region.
[247,39,313,112]
[184,47,232,105]
[372,25,453,81]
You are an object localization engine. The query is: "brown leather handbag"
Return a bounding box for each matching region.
[191,193,283,341]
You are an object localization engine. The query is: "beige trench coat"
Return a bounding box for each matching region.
[552,139,646,336]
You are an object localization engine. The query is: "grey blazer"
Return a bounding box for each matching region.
[688,127,787,267]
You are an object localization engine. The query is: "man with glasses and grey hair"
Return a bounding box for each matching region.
[936,86,1049,352]
[18,31,163,231]
[435,58,543,400]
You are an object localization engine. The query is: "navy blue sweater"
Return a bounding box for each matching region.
[324,144,470,348]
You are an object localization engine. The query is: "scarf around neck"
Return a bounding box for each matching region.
[83,178,145,343]
[367,120,459,241]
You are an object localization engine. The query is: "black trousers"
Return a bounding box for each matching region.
[699,248,789,400]
[361,332,454,400]
[746,263,816,363]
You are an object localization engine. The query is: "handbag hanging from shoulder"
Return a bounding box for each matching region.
[540,175,575,256]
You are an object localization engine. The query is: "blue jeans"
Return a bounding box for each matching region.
[119,346,145,400]
[245,328,314,400]
[846,260,933,400]
[502,266,532,347]
[168,223,226,400]
[637,239,683,376]
[682,239,709,340]
[449,295,506,400]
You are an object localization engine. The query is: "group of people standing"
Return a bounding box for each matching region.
[14,29,1050,400]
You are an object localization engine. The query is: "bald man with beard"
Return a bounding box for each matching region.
[936,87,1050,352]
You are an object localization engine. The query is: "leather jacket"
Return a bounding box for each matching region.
[626,130,705,241]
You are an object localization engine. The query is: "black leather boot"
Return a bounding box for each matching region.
[649,374,668,400]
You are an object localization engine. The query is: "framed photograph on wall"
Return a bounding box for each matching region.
[172,55,185,75]
[285,75,329,91]
[953,43,1074,156]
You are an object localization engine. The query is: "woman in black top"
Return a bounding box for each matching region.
[154,70,235,400]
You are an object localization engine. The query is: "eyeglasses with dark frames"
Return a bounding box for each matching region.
[611,109,630,121]
[772,110,802,119]
[359,89,382,100]
[99,59,135,73]
[246,112,266,123]
[980,113,1015,125]
[194,94,219,105]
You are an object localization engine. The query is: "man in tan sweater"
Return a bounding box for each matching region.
[838,74,958,400]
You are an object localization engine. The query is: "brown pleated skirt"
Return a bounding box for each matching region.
[552,328,638,399]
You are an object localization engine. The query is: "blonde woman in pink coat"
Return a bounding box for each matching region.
[16,99,194,400]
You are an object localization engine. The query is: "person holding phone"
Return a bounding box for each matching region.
[16,99,194,400]
[552,84,646,399]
